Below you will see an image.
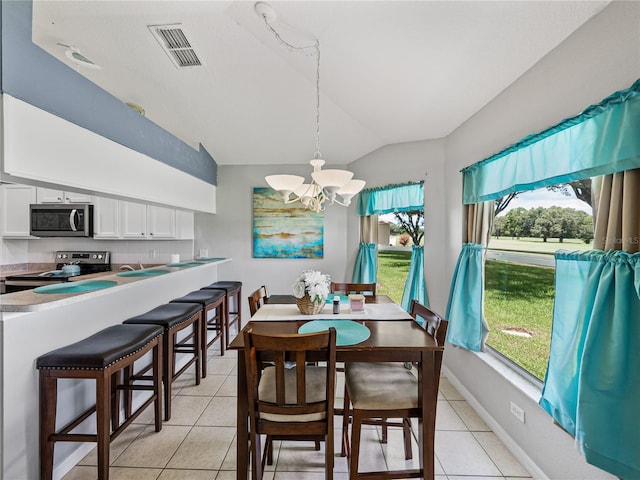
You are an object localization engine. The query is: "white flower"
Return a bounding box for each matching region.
[292,270,331,303]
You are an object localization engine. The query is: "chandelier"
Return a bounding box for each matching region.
[256,2,366,213]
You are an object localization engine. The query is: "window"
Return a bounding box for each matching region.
[484,181,593,380]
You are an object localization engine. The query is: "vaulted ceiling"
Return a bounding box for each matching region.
[32,1,609,166]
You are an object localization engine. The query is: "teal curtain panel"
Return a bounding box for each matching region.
[539,250,640,479]
[462,79,640,204]
[357,182,424,216]
[445,243,489,351]
[352,242,377,284]
[401,245,428,311]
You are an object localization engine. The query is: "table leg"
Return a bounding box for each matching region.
[420,350,437,480]
[237,353,249,480]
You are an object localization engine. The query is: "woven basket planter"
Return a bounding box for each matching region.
[296,294,325,315]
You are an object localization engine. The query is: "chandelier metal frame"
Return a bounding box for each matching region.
[256,2,365,213]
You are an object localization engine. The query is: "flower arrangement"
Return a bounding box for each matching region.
[292,270,331,304]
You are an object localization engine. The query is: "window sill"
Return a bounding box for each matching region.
[472,346,543,404]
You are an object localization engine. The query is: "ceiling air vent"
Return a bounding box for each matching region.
[148,24,203,69]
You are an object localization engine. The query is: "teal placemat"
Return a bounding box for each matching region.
[325,294,350,304]
[298,320,370,346]
[34,280,117,294]
[166,262,203,267]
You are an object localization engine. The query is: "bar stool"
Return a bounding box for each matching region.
[123,302,202,421]
[201,281,242,349]
[37,324,163,480]
[170,288,226,376]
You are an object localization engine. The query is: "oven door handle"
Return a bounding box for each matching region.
[69,209,78,231]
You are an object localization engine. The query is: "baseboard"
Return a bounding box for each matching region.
[442,365,549,480]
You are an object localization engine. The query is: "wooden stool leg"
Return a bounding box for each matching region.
[201,307,209,378]
[194,315,202,386]
[218,300,226,356]
[96,371,111,480]
[224,297,231,351]
[163,330,173,421]
[39,371,57,480]
[153,341,163,432]
[111,371,120,431]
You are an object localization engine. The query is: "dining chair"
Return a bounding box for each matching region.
[330,282,376,295]
[248,285,269,316]
[341,300,448,479]
[243,327,337,480]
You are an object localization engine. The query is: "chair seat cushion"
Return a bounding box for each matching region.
[345,362,418,410]
[124,302,201,329]
[202,281,242,293]
[170,289,225,306]
[258,365,328,422]
[36,324,163,370]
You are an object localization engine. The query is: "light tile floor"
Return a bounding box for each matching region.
[62,342,532,480]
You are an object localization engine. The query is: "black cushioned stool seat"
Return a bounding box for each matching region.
[37,324,164,480]
[201,281,242,350]
[170,289,226,376]
[124,302,202,421]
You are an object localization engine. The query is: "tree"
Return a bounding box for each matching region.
[393,210,424,246]
[546,179,592,207]
[494,193,518,216]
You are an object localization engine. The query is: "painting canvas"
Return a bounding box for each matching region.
[253,187,324,258]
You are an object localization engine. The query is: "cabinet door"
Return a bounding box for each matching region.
[1,184,36,237]
[148,206,176,239]
[36,187,64,203]
[64,191,93,203]
[94,197,120,239]
[120,201,147,238]
[176,210,194,239]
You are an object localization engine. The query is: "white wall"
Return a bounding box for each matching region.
[442,2,639,479]
[194,164,350,299]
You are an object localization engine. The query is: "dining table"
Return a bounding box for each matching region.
[228,294,444,480]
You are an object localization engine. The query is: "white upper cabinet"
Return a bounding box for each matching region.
[119,201,148,239]
[1,184,36,237]
[36,187,93,204]
[148,206,176,239]
[93,197,120,239]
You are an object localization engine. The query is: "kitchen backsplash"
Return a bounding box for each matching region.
[1,238,194,266]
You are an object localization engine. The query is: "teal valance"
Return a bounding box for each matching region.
[356,182,424,216]
[462,79,640,204]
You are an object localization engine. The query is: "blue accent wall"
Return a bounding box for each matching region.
[1,0,217,185]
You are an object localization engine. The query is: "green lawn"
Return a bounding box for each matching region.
[377,249,412,305]
[484,259,554,380]
[377,249,552,381]
[489,236,591,254]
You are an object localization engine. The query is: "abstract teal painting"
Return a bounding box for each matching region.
[253,187,324,258]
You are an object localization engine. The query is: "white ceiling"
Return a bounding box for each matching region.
[32,1,609,167]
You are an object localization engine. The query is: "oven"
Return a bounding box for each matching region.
[4,250,111,293]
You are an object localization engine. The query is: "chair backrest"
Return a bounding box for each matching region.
[248,285,269,316]
[243,327,337,428]
[409,299,448,347]
[330,282,376,295]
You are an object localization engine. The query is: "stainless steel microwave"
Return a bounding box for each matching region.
[30,204,94,237]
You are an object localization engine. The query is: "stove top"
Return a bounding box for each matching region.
[4,251,111,293]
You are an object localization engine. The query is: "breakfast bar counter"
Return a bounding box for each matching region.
[0,257,231,480]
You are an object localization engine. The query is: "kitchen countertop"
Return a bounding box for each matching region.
[0,258,230,312]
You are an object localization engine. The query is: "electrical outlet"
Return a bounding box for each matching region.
[149,249,157,259]
[199,249,209,258]
[510,401,525,423]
